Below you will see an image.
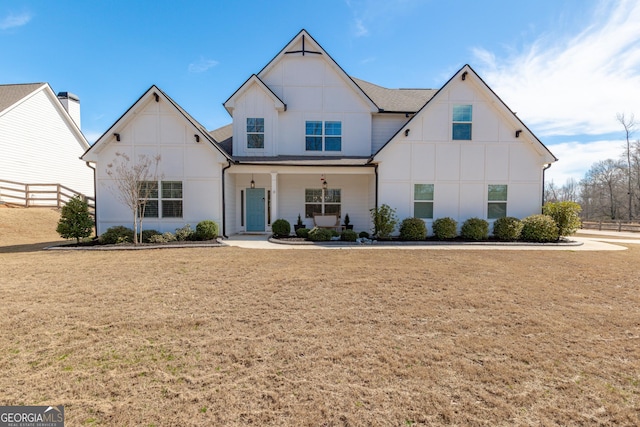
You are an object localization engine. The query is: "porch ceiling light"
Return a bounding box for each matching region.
[250,174,255,189]
[322,179,328,190]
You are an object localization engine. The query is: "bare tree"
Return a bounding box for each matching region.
[106,152,161,244]
[582,159,625,220]
[617,113,637,220]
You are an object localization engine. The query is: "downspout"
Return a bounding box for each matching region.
[541,163,552,212]
[374,164,379,209]
[221,159,232,238]
[84,161,97,237]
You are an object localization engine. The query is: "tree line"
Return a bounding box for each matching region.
[545,113,639,221]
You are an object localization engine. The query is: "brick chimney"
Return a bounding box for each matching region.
[57,92,81,129]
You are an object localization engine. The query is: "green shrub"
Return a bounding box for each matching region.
[370,204,398,239]
[330,229,340,238]
[296,227,310,238]
[432,217,458,239]
[271,219,291,237]
[195,220,218,240]
[399,217,427,241]
[359,231,370,239]
[141,229,161,243]
[148,234,167,243]
[99,225,134,244]
[461,218,489,241]
[308,227,332,241]
[56,195,94,243]
[341,229,358,242]
[543,201,582,237]
[520,214,559,242]
[175,224,194,241]
[162,232,176,242]
[492,217,523,241]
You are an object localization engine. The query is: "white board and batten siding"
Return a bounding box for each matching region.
[376,74,549,228]
[0,87,93,196]
[90,97,226,235]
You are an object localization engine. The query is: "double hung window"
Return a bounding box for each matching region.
[139,181,183,218]
[305,121,342,151]
[304,188,341,218]
[246,118,264,149]
[413,184,434,219]
[488,185,507,219]
[452,105,472,140]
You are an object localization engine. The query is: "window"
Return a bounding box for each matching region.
[246,118,264,149]
[414,184,434,219]
[452,105,472,140]
[305,188,341,218]
[305,121,342,151]
[488,184,507,219]
[139,181,182,218]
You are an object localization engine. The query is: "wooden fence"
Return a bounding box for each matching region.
[581,220,640,233]
[0,179,94,214]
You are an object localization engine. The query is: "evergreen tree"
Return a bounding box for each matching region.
[56,196,94,243]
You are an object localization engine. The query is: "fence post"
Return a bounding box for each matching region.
[57,184,61,208]
[25,184,29,207]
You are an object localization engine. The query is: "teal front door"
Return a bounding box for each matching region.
[246,188,265,232]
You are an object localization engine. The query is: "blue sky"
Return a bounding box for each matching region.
[2,0,639,185]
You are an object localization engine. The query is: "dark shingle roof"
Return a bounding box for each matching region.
[209,124,233,155]
[0,83,45,113]
[351,77,436,113]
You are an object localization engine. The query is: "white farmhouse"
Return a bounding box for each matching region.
[0,83,93,200]
[83,30,557,237]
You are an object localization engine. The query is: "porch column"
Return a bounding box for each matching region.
[270,172,278,222]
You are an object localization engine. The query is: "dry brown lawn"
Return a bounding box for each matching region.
[1,207,639,426]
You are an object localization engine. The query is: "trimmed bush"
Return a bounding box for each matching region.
[341,229,358,242]
[359,231,370,239]
[520,214,559,242]
[543,201,582,237]
[461,218,489,241]
[141,229,161,243]
[162,232,177,242]
[271,219,291,237]
[99,226,134,244]
[148,234,167,243]
[399,217,427,241]
[308,227,332,241]
[175,224,194,241]
[432,217,458,239]
[195,220,218,240]
[492,217,523,241]
[330,229,340,238]
[296,227,310,238]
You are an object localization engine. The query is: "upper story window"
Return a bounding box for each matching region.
[306,121,342,151]
[247,118,264,149]
[452,105,472,140]
[488,184,507,219]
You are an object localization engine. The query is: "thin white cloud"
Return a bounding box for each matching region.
[473,0,640,137]
[188,57,219,73]
[354,18,369,37]
[0,11,32,30]
[546,139,626,184]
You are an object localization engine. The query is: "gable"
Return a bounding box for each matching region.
[256,30,377,113]
[373,65,557,164]
[83,86,230,163]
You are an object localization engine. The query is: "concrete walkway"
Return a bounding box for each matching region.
[221,231,640,251]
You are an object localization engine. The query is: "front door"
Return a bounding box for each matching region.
[246,188,265,232]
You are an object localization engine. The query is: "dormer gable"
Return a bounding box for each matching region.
[256,29,378,113]
[223,75,286,116]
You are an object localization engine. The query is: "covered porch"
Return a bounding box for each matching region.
[225,162,376,236]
